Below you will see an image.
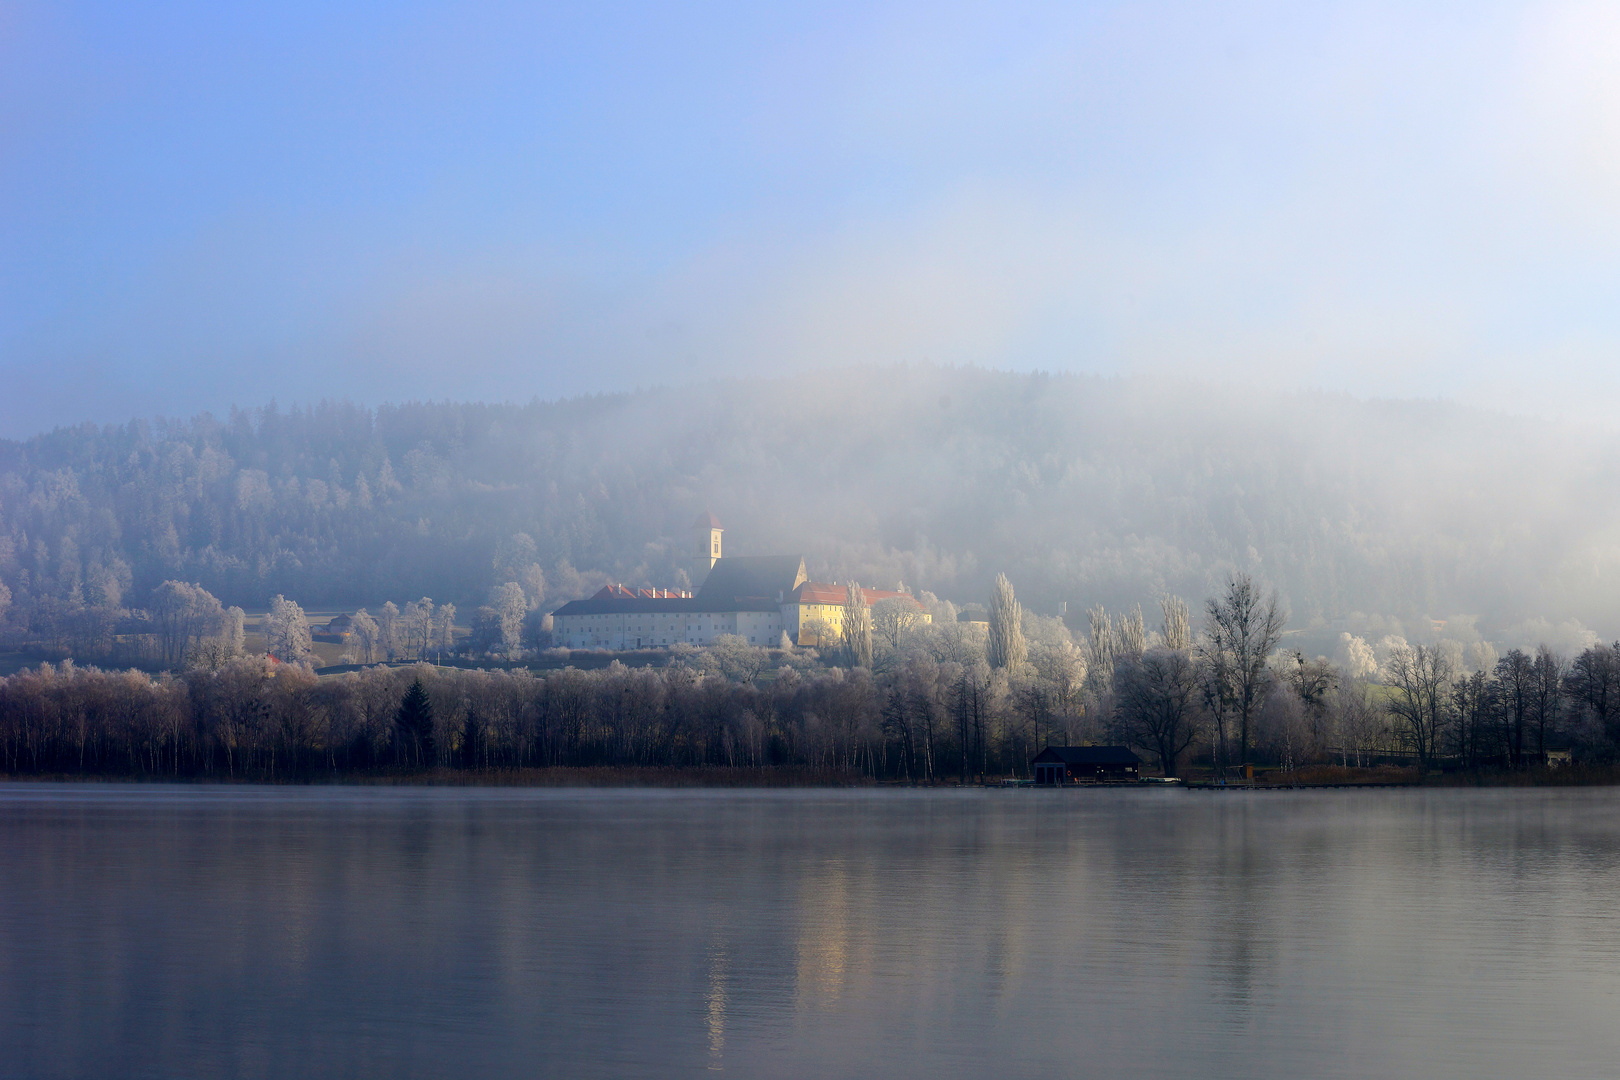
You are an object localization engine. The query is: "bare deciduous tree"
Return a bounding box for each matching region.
[800,615,835,650]
[1565,642,1620,746]
[1329,679,1383,767]
[1200,573,1286,769]
[1531,645,1563,764]
[1384,642,1452,771]
[1282,650,1337,758]
[1495,649,1535,766]
[1112,647,1203,776]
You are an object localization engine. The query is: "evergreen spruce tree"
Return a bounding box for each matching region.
[395,679,436,768]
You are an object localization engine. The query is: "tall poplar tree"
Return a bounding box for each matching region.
[842,582,873,669]
[988,573,1026,671]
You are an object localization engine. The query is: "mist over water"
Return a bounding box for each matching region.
[3,784,1618,1079]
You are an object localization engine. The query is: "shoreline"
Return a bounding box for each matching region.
[3,764,1617,789]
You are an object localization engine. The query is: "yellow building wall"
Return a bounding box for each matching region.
[788,602,930,648]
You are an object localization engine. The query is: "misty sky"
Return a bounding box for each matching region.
[3,1,1619,437]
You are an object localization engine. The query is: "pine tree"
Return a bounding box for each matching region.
[395,679,436,768]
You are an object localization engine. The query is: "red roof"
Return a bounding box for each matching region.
[590,584,691,600]
[792,582,922,608]
[694,510,723,530]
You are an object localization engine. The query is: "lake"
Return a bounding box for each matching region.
[2,784,1618,1079]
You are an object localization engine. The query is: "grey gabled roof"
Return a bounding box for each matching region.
[1031,745,1141,766]
[696,555,808,606]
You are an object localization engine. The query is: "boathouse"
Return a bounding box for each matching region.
[1031,746,1141,784]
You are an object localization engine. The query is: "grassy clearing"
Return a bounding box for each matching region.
[1253,764,1423,786]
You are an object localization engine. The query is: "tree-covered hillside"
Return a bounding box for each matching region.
[1,366,1616,651]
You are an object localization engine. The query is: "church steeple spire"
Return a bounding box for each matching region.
[692,510,723,585]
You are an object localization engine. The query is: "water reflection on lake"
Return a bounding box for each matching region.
[3,784,1619,1079]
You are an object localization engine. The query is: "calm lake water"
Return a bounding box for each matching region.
[2,784,1619,1079]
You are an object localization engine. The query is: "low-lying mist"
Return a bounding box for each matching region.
[1,366,1616,657]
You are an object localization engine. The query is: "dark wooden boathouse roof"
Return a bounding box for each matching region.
[1032,745,1141,766]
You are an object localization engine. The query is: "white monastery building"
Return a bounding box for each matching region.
[550,512,927,650]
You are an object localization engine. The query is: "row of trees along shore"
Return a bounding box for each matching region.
[2,572,1618,781]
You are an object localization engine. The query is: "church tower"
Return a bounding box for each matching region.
[692,510,723,586]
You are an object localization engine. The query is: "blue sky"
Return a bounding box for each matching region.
[3,1,1619,436]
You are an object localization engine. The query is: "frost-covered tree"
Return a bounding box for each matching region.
[224,606,246,657]
[987,573,1026,671]
[1119,604,1147,661]
[190,605,247,671]
[842,582,873,668]
[707,634,768,682]
[491,582,527,655]
[150,581,226,669]
[265,594,313,663]
[1160,595,1191,652]
[1087,606,1117,689]
[435,603,456,655]
[378,602,401,661]
[402,597,434,659]
[350,609,380,663]
[872,597,919,653]
[1338,633,1378,680]
[495,533,548,611]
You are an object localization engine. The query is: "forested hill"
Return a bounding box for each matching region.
[0,366,1616,645]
